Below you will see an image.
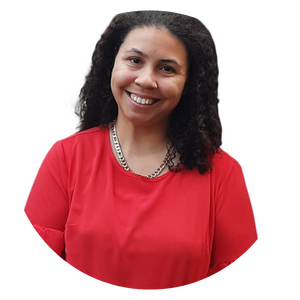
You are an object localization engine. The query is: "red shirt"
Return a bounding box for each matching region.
[25,127,257,289]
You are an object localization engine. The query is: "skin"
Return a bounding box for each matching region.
[110,27,188,176]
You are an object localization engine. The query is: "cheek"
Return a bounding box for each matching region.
[160,80,185,102]
[111,67,134,90]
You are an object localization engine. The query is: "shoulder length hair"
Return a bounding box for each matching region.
[75,11,222,174]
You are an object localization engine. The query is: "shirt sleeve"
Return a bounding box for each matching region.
[24,141,69,257]
[208,157,257,276]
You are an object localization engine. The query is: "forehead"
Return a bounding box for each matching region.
[119,27,187,61]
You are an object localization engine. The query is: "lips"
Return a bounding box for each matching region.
[127,92,157,106]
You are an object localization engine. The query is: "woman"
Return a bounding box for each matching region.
[25,11,257,289]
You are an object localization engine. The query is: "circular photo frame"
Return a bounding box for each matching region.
[7,8,293,292]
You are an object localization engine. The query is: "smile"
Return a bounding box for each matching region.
[128,92,156,106]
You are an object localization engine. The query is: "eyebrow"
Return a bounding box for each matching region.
[126,47,180,65]
[126,47,148,57]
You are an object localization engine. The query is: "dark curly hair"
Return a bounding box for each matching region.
[75,11,222,174]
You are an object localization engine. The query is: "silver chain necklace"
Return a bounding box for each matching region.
[111,120,171,179]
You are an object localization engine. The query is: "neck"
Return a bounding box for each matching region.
[113,117,169,156]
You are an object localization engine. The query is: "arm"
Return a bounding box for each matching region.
[208,157,257,276]
[25,141,69,257]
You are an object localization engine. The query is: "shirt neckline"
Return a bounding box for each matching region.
[104,126,175,182]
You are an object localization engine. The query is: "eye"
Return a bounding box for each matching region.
[129,57,142,65]
[161,65,176,73]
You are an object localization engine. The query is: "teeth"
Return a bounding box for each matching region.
[130,93,155,105]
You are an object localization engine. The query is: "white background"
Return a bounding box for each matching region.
[8,13,292,239]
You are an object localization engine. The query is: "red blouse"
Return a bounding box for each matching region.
[25,127,257,289]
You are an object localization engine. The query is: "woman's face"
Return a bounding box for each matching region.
[111,26,188,127]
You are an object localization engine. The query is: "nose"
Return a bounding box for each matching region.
[134,68,158,89]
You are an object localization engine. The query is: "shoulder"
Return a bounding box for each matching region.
[210,149,243,181]
[212,150,240,169]
[56,126,107,148]
[60,126,105,143]
[48,126,108,158]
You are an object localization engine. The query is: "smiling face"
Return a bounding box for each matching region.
[111,26,188,128]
